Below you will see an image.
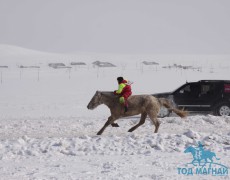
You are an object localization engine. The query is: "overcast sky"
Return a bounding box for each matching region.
[0,0,230,54]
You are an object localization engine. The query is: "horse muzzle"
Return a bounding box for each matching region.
[87,104,94,110]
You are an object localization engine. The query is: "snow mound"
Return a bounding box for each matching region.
[1,131,229,160]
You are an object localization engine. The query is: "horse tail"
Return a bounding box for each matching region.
[158,98,188,118]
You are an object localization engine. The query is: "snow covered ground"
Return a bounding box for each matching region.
[0,45,230,179]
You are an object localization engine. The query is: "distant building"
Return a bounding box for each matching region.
[70,62,86,66]
[142,61,159,65]
[162,64,194,70]
[92,61,116,67]
[48,63,71,69]
[19,65,40,68]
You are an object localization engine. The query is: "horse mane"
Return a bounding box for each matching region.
[99,91,118,99]
[99,91,113,94]
[99,91,114,96]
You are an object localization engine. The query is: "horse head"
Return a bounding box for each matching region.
[87,91,102,110]
[184,146,195,154]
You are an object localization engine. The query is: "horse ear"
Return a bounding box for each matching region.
[96,91,101,95]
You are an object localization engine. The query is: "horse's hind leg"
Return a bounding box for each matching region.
[111,123,119,127]
[97,116,116,135]
[148,111,160,133]
[128,113,147,132]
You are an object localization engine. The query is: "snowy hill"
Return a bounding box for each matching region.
[0,44,49,56]
[1,44,230,68]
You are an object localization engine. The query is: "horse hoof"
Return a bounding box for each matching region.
[111,123,119,127]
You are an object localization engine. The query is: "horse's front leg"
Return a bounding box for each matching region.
[97,116,116,135]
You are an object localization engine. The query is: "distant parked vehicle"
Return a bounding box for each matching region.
[154,80,230,117]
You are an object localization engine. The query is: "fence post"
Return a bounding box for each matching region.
[37,68,40,82]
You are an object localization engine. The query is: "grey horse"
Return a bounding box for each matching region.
[87,91,187,135]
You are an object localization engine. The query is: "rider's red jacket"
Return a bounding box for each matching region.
[114,80,132,99]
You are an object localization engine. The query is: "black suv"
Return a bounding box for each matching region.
[154,80,230,117]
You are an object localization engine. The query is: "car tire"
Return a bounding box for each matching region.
[157,107,171,118]
[214,102,230,116]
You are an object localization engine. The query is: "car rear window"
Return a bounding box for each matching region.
[224,84,230,93]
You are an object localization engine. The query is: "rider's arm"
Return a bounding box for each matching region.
[115,83,126,94]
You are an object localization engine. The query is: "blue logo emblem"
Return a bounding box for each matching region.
[178,141,229,176]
